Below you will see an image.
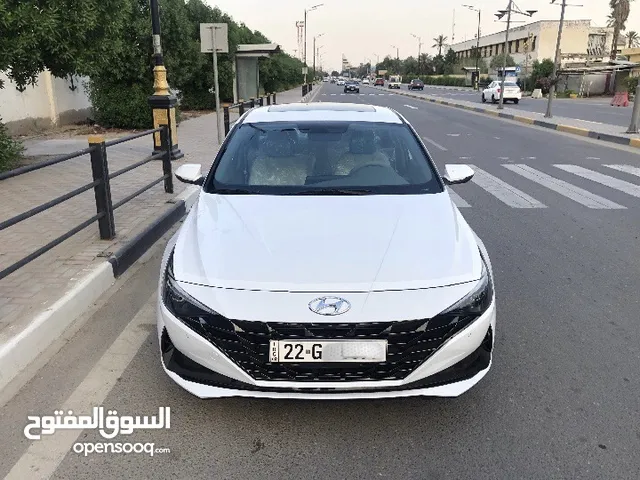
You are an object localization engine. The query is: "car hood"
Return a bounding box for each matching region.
[172,192,482,292]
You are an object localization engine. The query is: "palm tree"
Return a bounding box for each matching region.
[432,35,448,57]
[627,30,639,47]
[609,0,635,60]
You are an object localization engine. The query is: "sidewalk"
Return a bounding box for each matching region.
[374,85,640,148]
[0,84,306,377]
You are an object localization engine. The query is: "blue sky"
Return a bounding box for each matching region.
[209,0,639,71]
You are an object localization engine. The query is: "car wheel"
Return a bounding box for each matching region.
[514,99,519,104]
[491,95,496,104]
[482,94,486,103]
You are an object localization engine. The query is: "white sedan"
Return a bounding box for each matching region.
[482,80,522,104]
[337,80,345,86]
[158,102,496,399]
[362,78,370,85]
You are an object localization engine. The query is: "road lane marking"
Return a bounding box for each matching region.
[555,164,640,198]
[369,94,375,96]
[448,190,471,208]
[447,133,460,137]
[466,164,547,208]
[604,164,640,178]
[503,164,625,209]
[498,156,509,160]
[586,157,600,160]
[330,93,336,96]
[404,105,418,110]
[321,93,327,96]
[421,136,448,151]
[5,296,156,480]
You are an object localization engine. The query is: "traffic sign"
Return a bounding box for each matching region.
[515,66,521,74]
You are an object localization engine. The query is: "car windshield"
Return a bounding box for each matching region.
[207,121,443,195]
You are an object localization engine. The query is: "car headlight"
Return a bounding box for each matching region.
[438,256,493,317]
[163,251,219,319]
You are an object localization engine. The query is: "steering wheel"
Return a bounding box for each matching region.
[349,163,389,176]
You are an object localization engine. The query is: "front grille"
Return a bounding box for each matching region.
[178,312,479,382]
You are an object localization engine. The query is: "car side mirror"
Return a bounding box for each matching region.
[443,164,474,185]
[175,164,204,185]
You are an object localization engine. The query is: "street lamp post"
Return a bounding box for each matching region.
[148,0,183,158]
[463,5,481,90]
[410,34,423,74]
[313,33,324,82]
[495,1,536,110]
[304,4,324,84]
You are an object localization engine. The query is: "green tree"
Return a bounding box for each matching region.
[490,53,516,70]
[432,35,448,57]
[609,0,635,60]
[443,48,458,75]
[627,30,639,47]
[0,0,133,90]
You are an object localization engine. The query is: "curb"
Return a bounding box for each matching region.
[0,185,200,393]
[381,87,640,149]
[301,84,323,103]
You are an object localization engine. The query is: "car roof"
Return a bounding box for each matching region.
[243,103,403,124]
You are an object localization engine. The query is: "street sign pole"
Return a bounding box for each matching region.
[210,27,223,145]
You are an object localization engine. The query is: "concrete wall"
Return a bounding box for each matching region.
[0,71,92,135]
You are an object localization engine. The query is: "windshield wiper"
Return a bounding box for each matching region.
[213,187,253,194]
[290,188,374,195]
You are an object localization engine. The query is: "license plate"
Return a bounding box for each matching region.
[269,340,387,363]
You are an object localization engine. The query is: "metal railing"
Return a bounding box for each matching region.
[302,83,313,97]
[222,93,277,136]
[0,125,174,281]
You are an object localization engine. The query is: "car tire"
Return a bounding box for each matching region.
[482,94,486,103]
[514,99,519,104]
[491,95,496,104]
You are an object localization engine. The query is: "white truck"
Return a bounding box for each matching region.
[388,75,402,89]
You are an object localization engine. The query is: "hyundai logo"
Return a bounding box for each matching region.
[308,297,351,316]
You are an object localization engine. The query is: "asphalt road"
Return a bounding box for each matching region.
[388,82,633,128]
[2,82,640,479]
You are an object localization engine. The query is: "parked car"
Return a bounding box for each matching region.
[158,102,496,399]
[482,81,522,104]
[408,79,424,90]
[374,78,385,86]
[344,80,360,93]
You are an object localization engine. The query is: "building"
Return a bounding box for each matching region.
[451,20,616,69]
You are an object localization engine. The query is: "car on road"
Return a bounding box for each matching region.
[362,78,370,85]
[408,79,424,90]
[374,78,385,86]
[158,102,496,399]
[337,79,345,86]
[344,80,360,93]
[323,76,329,82]
[482,81,522,104]
[388,75,402,89]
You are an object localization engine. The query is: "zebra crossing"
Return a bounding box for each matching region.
[448,163,640,210]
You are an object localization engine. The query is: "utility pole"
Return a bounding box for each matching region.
[498,1,512,109]
[545,0,567,118]
[495,1,536,110]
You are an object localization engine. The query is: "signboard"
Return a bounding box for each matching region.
[378,70,388,76]
[515,66,521,74]
[302,67,308,74]
[200,23,229,53]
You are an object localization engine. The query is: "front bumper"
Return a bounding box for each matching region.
[157,296,496,399]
